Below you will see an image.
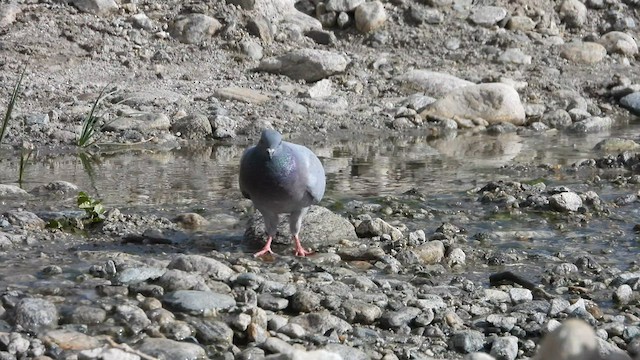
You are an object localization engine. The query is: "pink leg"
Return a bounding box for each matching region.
[254,236,274,257]
[293,235,312,257]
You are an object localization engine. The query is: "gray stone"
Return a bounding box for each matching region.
[24,113,49,126]
[163,290,236,315]
[30,181,79,196]
[246,205,356,248]
[497,48,532,65]
[507,16,536,31]
[188,318,234,346]
[451,330,485,353]
[568,116,612,133]
[171,114,212,140]
[257,49,348,82]
[559,0,587,28]
[0,185,30,199]
[290,290,321,313]
[323,343,367,360]
[325,0,364,12]
[67,305,107,325]
[240,40,263,60]
[421,83,526,126]
[130,13,155,31]
[278,323,306,338]
[14,298,58,333]
[542,109,572,129]
[490,335,518,360]
[355,218,403,240]
[560,42,607,64]
[213,87,270,104]
[306,79,333,99]
[167,254,235,282]
[210,115,238,139]
[339,299,383,324]
[157,269,210,292]
[3,210,45,229]
[71,0,118,16]
[105,112,171,132]
[620,92,640,115]
[115,266,166,285]
[594,138,640,152]
[469,6,508,27]
[135,338,206,360]
[265,349,343,360]
[394,70,474,98]
[509,288,533,304]
[486,314,517,331]
[169,14,222,44]
[114,305,150,334]
[414,240,445,265]
[379,306,421,328]
[613,284,633,305]
[599,31,638,56]
[0,3,21,28]
[355,1,387,33]
[465,354,496,360]
[305,29,338,45]
[549,192,583,212]
[290,311,353,334]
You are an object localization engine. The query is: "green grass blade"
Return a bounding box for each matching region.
[1,65,27,144]
[77,85,114,147]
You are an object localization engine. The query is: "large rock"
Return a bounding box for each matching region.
[0,184,30,198]
[257,49,348,82]
[14,298,58,333]
[245,205,356,249]
[169,14,222,44]
[394,70,474,97]
[599,31,638,56]
[560,42,607,64]
[420,83,526,125]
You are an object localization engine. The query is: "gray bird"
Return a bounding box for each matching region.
[239,129,326,257]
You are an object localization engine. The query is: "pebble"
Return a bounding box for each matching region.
[163,290,236,315]
[451,330,485,353]
[135,338,206,360]
[0,3,21,27]
[213,87,271,104]
[71,0,118,16]
[568,116,612,133]
[168,14,222,44]
[507,16,536,31]
[257,49,348,82]
[167,254,235,282]
[468,6,507,27]
[620,92,640,115]
[355,1,387,33]
[497,48,532,65]
[0,185,30,199]
[171,113,212,139]
[105,113,171,133]
[490,335,518,360]
[325,0,364,12]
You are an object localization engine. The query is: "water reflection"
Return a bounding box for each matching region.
[0,128,637,212]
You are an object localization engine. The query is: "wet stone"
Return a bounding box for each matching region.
[171,113,212,140]
[490,335,518,360]
[66,305,107,325]
[135,338,206,360]
[379,306,421,328]
[42,329,101,351]
[163,290,236,315]
[167,254,235,282]
[620,92,640,115]
[549,192,582,212]
[3,211,45,230]
[613,284,633,305]
[188,318,234,346]
[13,298,58,333]
[258,293,289,311]
[157,269,210,292]
[339,299,383,324]
[114,304,151,334]
[115,266,166,285]
[289,311,353,335]
[323,343,368,360]
[0,185,29,199]
[290,290,321,313]
[451,330,485,353]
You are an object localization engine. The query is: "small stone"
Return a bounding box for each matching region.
[490,335,518,360]
[355,1,387,33]
[620,92,640,116]
[14,298,58,333]
[509,288,533,304]
[451,330,485,353]
[0,3,21,28]
[469,6,507,27]
[497,48,532,65]
[213,87,270,104]
[240,39,264,60]
[568,116,612,133]
[507,16,536,31]
[549,192,582,212]
[135,338,206,360]
[613,284,633,305]
[71,0,118,16]
[171,114,212,139]
[599,31,638,56]
[535,319,597,360]
[326,0,364,12]
[257,49,348,82]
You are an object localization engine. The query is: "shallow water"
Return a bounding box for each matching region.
[1,126,640,274]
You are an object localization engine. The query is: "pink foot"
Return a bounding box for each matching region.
[254,236,274,257]
[293,235,313,257]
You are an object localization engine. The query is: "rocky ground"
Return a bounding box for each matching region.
[1,0,640,359]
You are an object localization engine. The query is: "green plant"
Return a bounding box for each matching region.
[17,147,34,186]
[1,65,26,144]
[77,85,115,147]
[77,191,106,223]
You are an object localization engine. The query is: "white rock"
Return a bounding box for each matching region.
[599,31,639,56]
[257,49,348,82]
[355,1,387,33]
[169,14,222,44]
[559,0,587,28]
[469,6,507,27]
[535,319,597,360]
[326,0,364,12]
[421,83,526,126]
[394,70,474,97]
[0,3,21,27]
[498,48,532,65]
[560,42,607,64]
[0,184,30,198]
[71,0,118,15]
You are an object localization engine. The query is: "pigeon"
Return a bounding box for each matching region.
[239,129,326,257]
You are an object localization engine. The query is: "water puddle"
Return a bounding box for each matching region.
[1,125,640,282]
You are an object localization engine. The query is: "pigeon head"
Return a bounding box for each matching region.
[257,129,283,159]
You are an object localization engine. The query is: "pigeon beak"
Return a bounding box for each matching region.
[267,148,275,158]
